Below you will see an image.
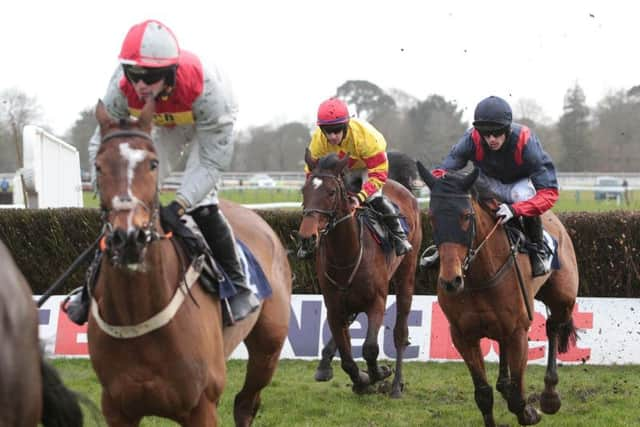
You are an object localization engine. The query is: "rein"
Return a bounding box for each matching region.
[304,171,363,291]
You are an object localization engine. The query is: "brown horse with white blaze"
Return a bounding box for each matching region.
[88,99,291,426]
[417,163,579,426]
[297,150,421,398]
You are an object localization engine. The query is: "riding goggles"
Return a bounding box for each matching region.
[123,65,170,85]
[477,126,509,138]
[320,124,347,135]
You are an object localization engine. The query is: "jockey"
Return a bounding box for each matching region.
[305,97,412,256]
[425,95,558,277]
[65,19,258,325]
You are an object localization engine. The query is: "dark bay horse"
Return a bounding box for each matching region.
[417,163,579,426]
[88,99,291,426]
[297,151,421,397]
[0,239,83,427]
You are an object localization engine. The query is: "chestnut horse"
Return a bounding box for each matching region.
[88,99,291,426]
[417,163,579,426]
[0,239,83,427]
[297,151,421,397]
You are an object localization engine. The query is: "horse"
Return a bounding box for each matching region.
[417,163,579,426]
[296,150,421,397]
[0,239,83,427]
[87,99,292,427]
[311,150,418,382]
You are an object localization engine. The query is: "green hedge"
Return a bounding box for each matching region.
[0,208,639,297]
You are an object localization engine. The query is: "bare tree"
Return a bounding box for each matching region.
[0,88,43,169]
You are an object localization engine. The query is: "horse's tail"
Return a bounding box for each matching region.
[557,318,579,354]
[388,151,417,191]
[41,358,83,427]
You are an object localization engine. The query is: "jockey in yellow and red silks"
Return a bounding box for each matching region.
[304,97,412,256]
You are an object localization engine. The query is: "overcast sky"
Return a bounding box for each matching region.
[1,0,637,135]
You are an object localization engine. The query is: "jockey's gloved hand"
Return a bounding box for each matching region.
[496,203,516,224]
[160,200,186,232]
[348,195,361,211]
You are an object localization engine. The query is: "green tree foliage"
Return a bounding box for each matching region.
[64,107,96,174]
[406,95,468,167]
[591,90,640,172]
[232,122,310,171]
[336,80,396,122]
[557,83,592,171]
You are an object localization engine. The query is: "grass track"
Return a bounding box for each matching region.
[53,358,640,426]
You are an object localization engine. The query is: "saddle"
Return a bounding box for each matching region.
[359,205,409,255]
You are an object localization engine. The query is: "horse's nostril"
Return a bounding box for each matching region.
[133,229,147,245]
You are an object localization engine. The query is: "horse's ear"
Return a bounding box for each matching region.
[335,155,349,175]
[304,148,317,171]
[138,98,155,132]
[95,99,113,130]
[416,161,438,189]
[461,167,480,191]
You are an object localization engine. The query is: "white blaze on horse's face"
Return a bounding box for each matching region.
[312,177,323,190]
[111,143,148,231]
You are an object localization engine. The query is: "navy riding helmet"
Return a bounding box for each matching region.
[473,96,512,131]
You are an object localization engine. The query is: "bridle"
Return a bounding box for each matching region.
[302,172,354,236]
[302,171,363,292]
[430,192,507,288]
[98,130,167,256]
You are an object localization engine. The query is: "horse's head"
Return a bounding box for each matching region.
[417,162,480,294]
[296,149,352,259]
[94,98,161,270]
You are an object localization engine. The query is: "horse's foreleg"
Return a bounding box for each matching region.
[101,392,142,427]
[184,393,218,427]
[315,337,338,382]
[327,314,369,393]
[363,307,390,385]
[451,331,496,427]
[505,328,541,426]
[391,282,414,399]
[496,342,510,401]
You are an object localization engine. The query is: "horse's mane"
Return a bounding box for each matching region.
[317,153,341,170]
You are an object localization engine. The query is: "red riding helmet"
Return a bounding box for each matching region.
[119,20,180,68]
[317,98,350,126]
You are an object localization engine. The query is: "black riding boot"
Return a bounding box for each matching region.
[192,205,260,325]
[524,215,551,277]
[369,196,413,256]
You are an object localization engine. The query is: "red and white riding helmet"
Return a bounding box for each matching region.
[119,20,180,68]
[317,97,350,126]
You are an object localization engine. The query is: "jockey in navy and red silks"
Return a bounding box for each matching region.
[305,97,412,256]
[440,122,559,217]
[433,95,558,277]
[74,19,258,326]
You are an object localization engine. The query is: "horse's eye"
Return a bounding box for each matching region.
[328,189,336,197]
[150,159,159,171]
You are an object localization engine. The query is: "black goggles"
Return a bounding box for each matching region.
[477,126,509,138]
[320,124,347,135]
[123,65,169,85]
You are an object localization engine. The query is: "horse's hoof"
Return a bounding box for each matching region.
[352,382,375,395]
[314,368,333,382]
[518,405,541,425]
[540,391,561,414]
[377,365,393,381]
